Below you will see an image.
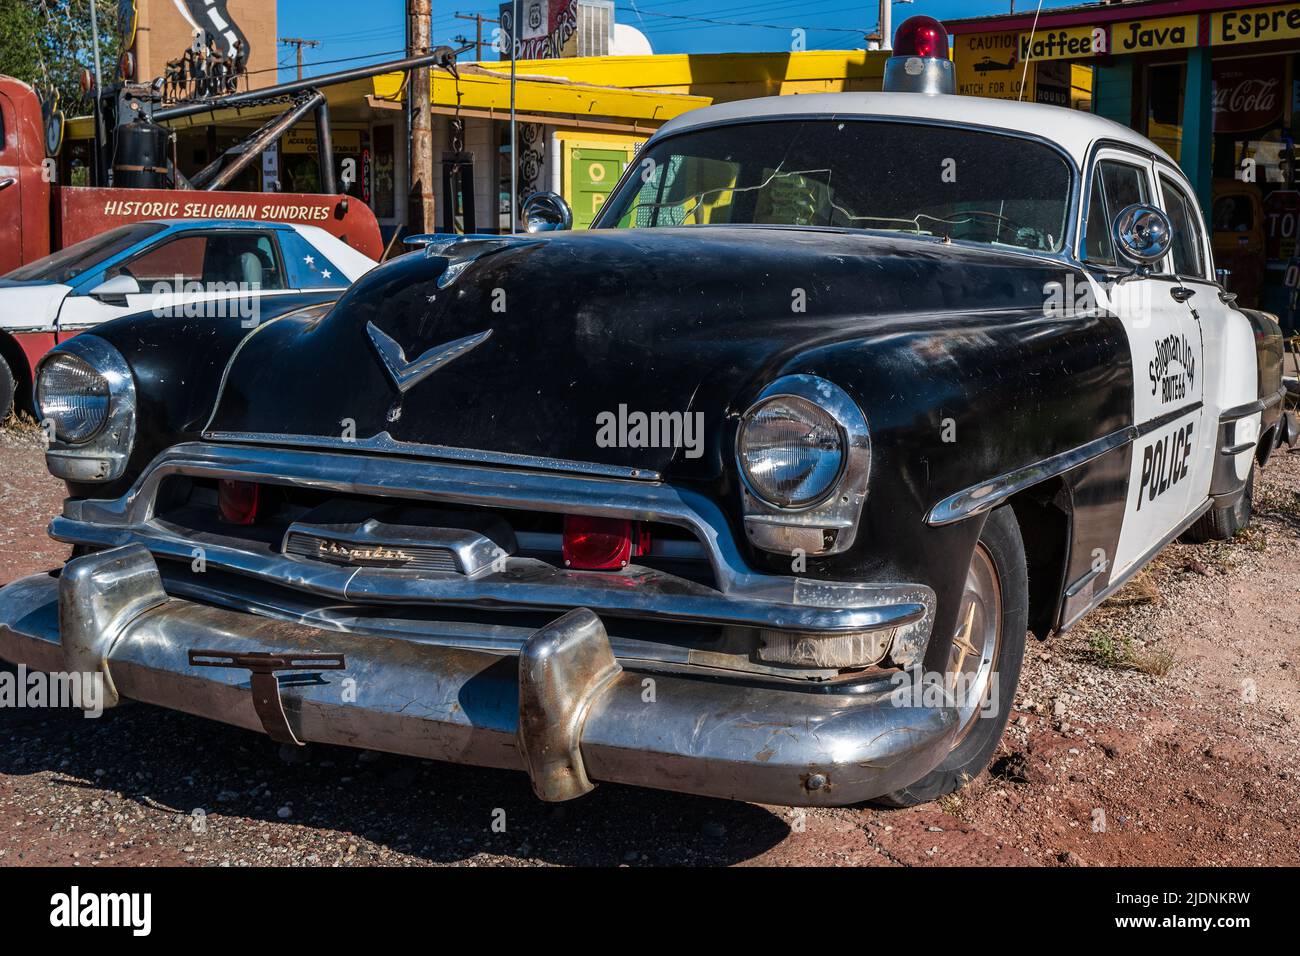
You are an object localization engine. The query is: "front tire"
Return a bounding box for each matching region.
[1182,466,1254,543]
[0,357,14,422]
[875,505,1029,807]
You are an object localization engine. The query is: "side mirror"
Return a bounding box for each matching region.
[522,191,572,233]
[88,274,141,303]
[1113,204,1173,274]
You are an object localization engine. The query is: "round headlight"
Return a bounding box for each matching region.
[738,395,844,507]
[37,353,111,443]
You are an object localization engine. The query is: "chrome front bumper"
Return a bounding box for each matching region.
[0,545,958,806]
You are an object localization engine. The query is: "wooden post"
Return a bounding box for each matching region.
[409,0,437,234]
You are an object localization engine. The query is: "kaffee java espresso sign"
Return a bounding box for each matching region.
[966,3,1300,68]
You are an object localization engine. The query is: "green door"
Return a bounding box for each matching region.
[570,148,628,229]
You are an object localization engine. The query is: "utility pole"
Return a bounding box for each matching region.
[509,0,518,233]
[408,0,436,234]
[279,37,321,80]
[454,12,498,61]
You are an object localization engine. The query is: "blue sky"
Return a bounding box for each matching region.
[276,0,1085,79]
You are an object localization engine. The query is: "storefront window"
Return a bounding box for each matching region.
[1146,63,1186,162]
[372,125,396,220]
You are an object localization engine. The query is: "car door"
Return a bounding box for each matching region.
[57,229,289,332]
[1156,165,1257,507]
[0,88,24,276]
[1080,149,1206,579]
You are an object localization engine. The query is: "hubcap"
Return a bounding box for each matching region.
[948,543,1002,744]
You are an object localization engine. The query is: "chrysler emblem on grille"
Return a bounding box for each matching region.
[317,539,413,564]
[367,323,493,394]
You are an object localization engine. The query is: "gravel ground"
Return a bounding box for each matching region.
[1,414,1298,867]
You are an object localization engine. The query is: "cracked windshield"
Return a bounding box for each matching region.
[598,120,1073,253]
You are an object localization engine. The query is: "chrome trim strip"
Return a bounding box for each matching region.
[200,429,662,481]
[54,442,936,643]
[1220,386,1285,422]
[1136,401,1203,438]
[1063,563,1104,599]
[926,426,1135,527]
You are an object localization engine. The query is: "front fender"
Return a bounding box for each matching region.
[741,298,1133,670]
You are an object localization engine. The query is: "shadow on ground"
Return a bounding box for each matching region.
[0,680,794,866]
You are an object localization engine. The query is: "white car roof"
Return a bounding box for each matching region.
[290,224,378,282]
[653,92,1174,170]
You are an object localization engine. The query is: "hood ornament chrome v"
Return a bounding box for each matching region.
[367,323,492,394]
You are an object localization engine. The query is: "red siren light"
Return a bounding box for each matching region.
[894,16,950,61]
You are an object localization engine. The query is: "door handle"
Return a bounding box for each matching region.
[1170,286,1196,303]
[0,178,15,192]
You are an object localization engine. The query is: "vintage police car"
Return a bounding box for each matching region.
[0,219,377,420]
[0,19,1293,808]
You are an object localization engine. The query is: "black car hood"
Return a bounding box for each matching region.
[206,227,1069,478]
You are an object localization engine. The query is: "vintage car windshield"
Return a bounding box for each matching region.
[596,120,1073,254]
[3,222,168,284]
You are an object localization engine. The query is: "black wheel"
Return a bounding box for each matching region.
[0,357,15,422]
[874,505,1029,807]
[1182,467,1254,543]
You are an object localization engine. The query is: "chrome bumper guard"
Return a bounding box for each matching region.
[0,546,958,806]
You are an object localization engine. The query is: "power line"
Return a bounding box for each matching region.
[279,37,321,80]
[612,8,871,33]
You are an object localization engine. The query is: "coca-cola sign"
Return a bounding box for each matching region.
[1214,57,1285,134]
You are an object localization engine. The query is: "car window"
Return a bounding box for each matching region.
[5,223,166,283]
[1085,159,1150,267]
[1159,176,1208,279]
[1083,168,1115,264]
[597,120,1074,254]
[279,230,345,288]
[110,232,286,291]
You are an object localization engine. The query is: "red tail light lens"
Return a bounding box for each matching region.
[562,515,635,570]
[218,480,261,525]
[894,15,949,60]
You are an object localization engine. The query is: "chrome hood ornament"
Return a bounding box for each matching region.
[367,323,492,394]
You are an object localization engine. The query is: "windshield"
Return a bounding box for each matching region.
[4,222,167,284]
[596,120,1074,254]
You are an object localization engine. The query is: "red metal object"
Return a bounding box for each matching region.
[55,185,383,261]
[0,77,53,275]
[1,74,384,273]
[895,16,950,60]
[12,332,60,369]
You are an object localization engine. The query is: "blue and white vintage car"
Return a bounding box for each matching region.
[0,219,377,419]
